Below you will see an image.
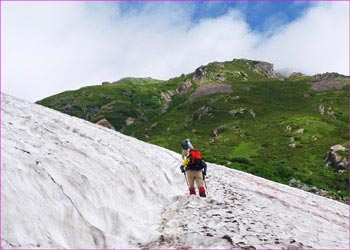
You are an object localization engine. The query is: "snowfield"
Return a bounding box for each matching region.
[1,93,349,249]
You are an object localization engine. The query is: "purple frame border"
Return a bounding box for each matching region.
[0,0,350,2]
[0,0,349,249]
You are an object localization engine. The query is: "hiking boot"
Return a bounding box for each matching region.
[189,189,196,195]
[199,187,206,197]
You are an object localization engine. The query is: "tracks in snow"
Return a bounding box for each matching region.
[142,172,311,249]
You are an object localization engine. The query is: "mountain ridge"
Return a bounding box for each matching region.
[36,58,349,201]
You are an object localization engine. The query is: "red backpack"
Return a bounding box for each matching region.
[188,148,204,170]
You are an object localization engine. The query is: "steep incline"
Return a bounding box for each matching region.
[1,94,349,249]
[2,94,183,248]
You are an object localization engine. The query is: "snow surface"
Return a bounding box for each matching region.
[1,93,349,249]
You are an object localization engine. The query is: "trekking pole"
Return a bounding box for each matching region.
[184,172,189,187]
[203,174,208,194]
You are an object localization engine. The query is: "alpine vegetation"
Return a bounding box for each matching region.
[37,59,349,202]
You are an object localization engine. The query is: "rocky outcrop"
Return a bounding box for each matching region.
[324,145,348,171]
[187,105,213,122]
[193,65,207,80]
[252,61,277,78]
[161,80,192,113]
[312,72,346,81]
[161,90,177,113]
[310,72,347,92]
[289,178,346,202]
[214,73,226,81]
[229,107,246,117]
[289,72,306,78]
[289,179,329,197]
[177,80,192,94]
[189,84,232,100]
[96,118,116,130]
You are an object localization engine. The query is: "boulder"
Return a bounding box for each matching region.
[96,118,116,130]
[295,128,304,134]
[229,107,246,117]
[252,61,277,78]
[289,72,305,78]
[193,65,206,80]
[249,109,256,118]
[324,145,348,170]
[331,144,346,152]
[318,104,325,115]
[125,117,135,126]
[211,129,218,138]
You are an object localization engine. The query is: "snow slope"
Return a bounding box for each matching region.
[1,93,349,249]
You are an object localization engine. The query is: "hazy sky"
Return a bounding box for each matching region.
[2,1,349,102]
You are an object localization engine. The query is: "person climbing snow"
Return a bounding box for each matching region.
[180,148,207,197]
[181,138,194,159]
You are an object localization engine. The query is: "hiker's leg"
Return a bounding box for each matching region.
[186,170,196,195]
[194,171,206,197]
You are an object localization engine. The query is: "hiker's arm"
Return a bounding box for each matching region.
[182,157,189,167]
[180,158,189,173]
[202,162,207,175]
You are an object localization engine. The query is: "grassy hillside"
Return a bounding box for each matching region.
[37,59,349,201]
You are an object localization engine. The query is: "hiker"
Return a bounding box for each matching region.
[180,148,207,197]
[181,139,194,159]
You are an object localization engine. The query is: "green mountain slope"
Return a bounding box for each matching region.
[37,59,349,201]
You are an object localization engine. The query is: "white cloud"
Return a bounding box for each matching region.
[1,1,348,102]
[256,2,349,75]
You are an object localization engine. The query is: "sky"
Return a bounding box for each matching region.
[1,1,349,102]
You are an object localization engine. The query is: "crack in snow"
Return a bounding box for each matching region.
[43,168,107,248]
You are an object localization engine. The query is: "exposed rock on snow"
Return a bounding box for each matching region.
[1,94,349,249]
[96,118,116,130]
